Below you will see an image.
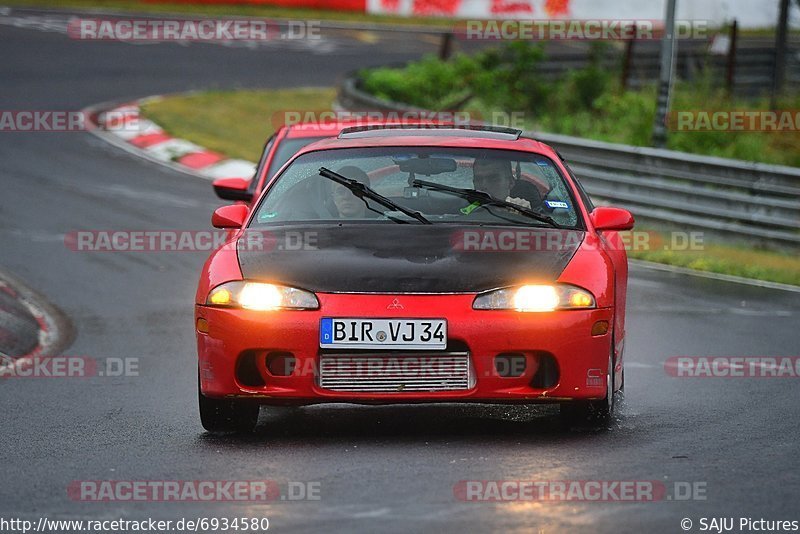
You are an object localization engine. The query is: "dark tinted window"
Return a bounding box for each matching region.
[265,136,327,182]
[249,134,276,194]
[253,146,582,228]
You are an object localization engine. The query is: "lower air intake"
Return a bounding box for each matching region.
[319,353,471,392]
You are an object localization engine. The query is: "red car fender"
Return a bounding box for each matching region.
[556,232,615,309]
[558,231,626,390]
[195,237,243,305]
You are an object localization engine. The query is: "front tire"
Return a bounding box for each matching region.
[198,373,259,433]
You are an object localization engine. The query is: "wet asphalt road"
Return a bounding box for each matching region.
[0,8,799,533]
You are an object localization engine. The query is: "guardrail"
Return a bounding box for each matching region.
[531,132,800,247]
[338,76,800,249]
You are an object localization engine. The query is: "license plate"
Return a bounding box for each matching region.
[320,318,447,350]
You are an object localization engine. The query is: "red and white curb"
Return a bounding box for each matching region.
[0,270,74,374]
[0,278,54,361]
[84,96,256,182]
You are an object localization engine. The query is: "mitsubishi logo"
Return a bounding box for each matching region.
[387,298,404,309]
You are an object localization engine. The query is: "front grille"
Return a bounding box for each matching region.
[319,353,471,392]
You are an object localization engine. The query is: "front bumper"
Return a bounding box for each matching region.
[196,293,613,404]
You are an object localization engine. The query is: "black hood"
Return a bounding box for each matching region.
[237,225,584,293]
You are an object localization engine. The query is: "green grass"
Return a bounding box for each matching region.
[4,0,457,27]
[626,229,800,286]
[141,88,800,286]
[140,87,336,161]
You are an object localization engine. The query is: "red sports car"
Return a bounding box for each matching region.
[195,125,634,432]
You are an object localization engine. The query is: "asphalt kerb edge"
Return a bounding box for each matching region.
[0,269,75,373]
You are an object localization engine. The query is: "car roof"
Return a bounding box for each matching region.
[281,120,489,139]
[283,122,354,138]
[281,119,446,139]
[289,128,558,159]
[339,124,522,140]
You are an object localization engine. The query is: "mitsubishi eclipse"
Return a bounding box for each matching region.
[195,125,635,432]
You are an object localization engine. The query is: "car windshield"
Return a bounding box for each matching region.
[251,146,581,228]
[265,136,327,180]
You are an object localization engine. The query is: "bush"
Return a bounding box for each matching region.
[360,42,548,112]
[468,41,549,112]
[360,54,474,111]
[535,84,654,145]
[563,65,610,110]
[358,43,800,167]
[561,42,613,112]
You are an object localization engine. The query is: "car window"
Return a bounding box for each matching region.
[249,134,276,194]
[264,136,327,184]
[564,161,595,212]
[252,146,582,228]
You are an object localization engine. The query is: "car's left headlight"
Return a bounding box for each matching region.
[473,284,595,312]
[206,281,319,311]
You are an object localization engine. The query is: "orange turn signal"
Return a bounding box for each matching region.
[197,317,210,334]
[591,320,609,336]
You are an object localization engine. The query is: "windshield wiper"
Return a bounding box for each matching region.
[411,179,562,229]
[319,167,431,225]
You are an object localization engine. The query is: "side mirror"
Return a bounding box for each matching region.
[591,207,635,232]
[212,178,253,202]
[212,205,249,229]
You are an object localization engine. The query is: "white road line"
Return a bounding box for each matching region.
[630,259,800,294]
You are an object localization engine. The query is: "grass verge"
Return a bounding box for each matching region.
[140,87,335,161]
[141,88,800,286]
[625,229,800,286]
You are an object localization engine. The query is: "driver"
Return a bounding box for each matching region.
[331,165,371,219]
[469,159,533,212]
